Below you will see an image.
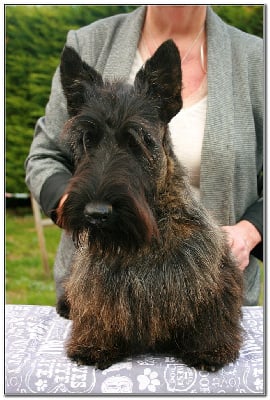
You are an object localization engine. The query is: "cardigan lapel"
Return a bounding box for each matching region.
[102,6,236,226]
[200,7,235,225]
[102,7,146,81]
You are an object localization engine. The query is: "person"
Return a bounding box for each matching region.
[25,5,263,306]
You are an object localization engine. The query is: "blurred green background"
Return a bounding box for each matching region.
[5,5,264,306]
[5,5,263,194]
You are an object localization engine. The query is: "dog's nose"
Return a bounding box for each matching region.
[84,202,113,224]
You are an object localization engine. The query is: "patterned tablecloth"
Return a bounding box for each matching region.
[5,305,264,395]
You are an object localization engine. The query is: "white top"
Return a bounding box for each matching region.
[128,50,207,199]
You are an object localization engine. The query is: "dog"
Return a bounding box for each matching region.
[56,39,243,371]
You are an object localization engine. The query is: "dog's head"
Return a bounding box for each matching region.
[57,40,183,254]
[60,39,182,122]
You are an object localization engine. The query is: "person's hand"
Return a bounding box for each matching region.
[222,221,262,271]
[58,193,69,209]
[55,193,69,227]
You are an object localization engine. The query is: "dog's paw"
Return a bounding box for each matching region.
[181,348,239,373]
[68,352,96,367]
[56,296,70,319]
[182,356,223,372]
[67,347,114,369]
[193,362,223,373]
[67,346,122,370]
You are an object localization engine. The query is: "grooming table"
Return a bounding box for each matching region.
[5,305,264,394]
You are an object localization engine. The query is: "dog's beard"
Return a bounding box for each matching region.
[57,184,159,255]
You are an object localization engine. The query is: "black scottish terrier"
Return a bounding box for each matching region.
[56,40,243,371]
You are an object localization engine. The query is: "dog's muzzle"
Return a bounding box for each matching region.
[84,202,113,225]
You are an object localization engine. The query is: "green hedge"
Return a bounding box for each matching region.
[6,5,136,194]
[212,5,263,38]
[6,5,263,194]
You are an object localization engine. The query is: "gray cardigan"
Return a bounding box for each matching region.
[25,6,263,305]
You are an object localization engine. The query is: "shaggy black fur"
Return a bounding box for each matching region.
[56,40,243,371]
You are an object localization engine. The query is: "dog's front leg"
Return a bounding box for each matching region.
[56,292,71,319]
[66,313,128,369]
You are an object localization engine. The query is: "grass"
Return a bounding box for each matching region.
[5,207,264,306]
[6,207,61,306]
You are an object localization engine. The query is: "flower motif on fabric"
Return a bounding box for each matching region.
[137,368,160,392]
[35,379,48,392]
[254,377,263,392]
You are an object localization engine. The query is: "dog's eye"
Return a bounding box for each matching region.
[82,132,92,151]
[127,128,154,163]
[81,122,102,151]
[142,129,155,148]
[127,131,141,154]
[135,127,156,150]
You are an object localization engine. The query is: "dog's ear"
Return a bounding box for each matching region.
[60,46,103,116]
[134,40,183,123]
